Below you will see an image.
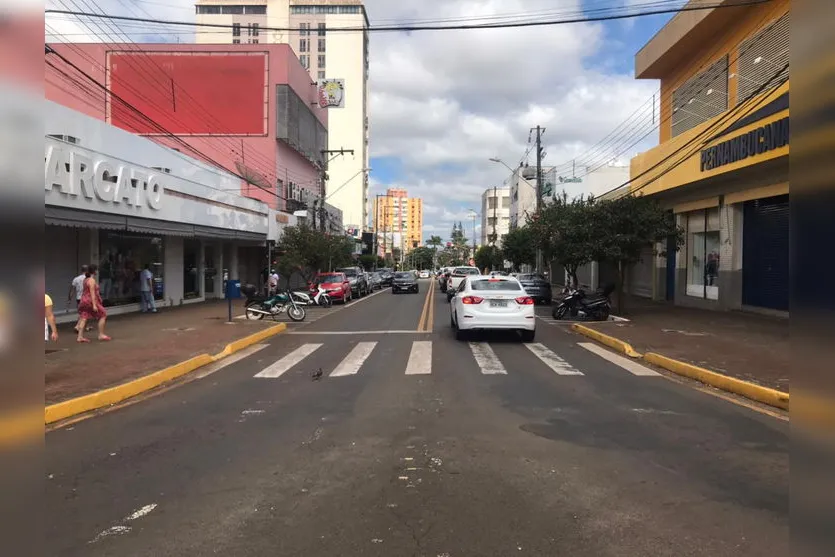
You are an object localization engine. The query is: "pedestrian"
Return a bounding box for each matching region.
[68,264,91,332]
[45,292,58,343]
[76,264,111,343]
[268,269,279,296]
[139,263,158,313]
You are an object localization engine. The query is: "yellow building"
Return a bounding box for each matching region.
[373,188,423,258]
[629,0,789,314]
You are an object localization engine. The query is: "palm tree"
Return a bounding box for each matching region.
[427,235,443,269]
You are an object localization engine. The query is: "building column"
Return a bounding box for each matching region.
[229,244,240,281]
[719,201,744,310]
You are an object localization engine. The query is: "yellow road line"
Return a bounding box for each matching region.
[417,282,433,331]
[425,284,435,332]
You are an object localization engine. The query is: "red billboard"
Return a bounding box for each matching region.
[109,52,267,135]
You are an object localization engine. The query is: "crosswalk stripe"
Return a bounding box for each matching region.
[468,342,507,374]
[254,343,322,378]
[577,342,661,376]
[330,342,377,377]
[405,341,432,375]
[525,343,584,375]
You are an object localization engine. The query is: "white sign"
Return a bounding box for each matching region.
[317,79,345,108]
[45,143,164,210]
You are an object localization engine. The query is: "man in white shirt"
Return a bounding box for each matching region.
[140,264,158,313]
[268,270,279,296]
[68,265,88,332]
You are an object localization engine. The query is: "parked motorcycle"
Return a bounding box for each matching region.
[292,285,332,308]
[552,284,614,321]
[242,284,306,322]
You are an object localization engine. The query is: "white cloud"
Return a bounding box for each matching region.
[45,0,663,243]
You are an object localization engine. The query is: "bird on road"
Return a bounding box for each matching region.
[312,368,323,381]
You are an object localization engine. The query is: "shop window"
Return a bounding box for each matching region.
[99,231,164,307]
[685,207,720,300]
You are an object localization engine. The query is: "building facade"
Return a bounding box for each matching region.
[45,101,297,322]
[45,43,327,219]
[628,0,789,314]
[480,186,511,247]
[194,0,371,231]
[373,188,423,258]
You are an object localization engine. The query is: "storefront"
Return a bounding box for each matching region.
[45,101,275,321]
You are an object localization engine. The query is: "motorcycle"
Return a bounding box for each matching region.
[552,284,614,321]
[292,284,332,308]
[242,285,306,322]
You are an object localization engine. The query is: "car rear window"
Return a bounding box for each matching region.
[470,279,522,291]
[395,272,413,279]
[337,268,357,277]
[453,267,479,275]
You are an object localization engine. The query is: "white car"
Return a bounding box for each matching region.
[449,275,536,341]
[419,270,430,279]
[445,266,480,301]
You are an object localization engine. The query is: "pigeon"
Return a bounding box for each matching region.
[312,368,323,381]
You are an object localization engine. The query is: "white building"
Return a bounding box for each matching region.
[194,0,370,230]
[480,186,511,247]
[508,165,546,229]
[45,101,297,322]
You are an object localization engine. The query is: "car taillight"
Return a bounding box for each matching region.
[515,296,534,305]
[462,296,483,304]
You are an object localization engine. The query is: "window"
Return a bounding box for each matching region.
[318,22,326,36]
[222,6,243,14]
[251,38,259,44]
[232,38,241,44]
[299,38,309,52]
[470,279,522,291]
[318,70,326,80]
[291,5,362,14]
[299,22,310,36]
[502,196,511,208]
[195,6,220,14]
[251,23,259,36]
[299,55,309,68]
[318,38,326,52]
[487,197,496,209]
[671,56,728,137]
[232,23,241,36]
[318,55,326,67]
[244,5,266,15]
[685,207,721,300]
[99,231,165,306]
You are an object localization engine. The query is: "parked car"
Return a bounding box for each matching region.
[449,274,535,341]
[392,271,419,294]
[419,270,430,279]
[446,266,480,302]
[376,268,394,286]
[438,267,452,292]
[313,272,352,303]
[368,271,383,290]
[335,266,369,297]
[516,273,553,305]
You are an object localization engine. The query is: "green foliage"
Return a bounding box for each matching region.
[275,224,355,278]
[358,254,385,270]
[501,226,536,271]
[408,246,435,270]
[474,245,504,272]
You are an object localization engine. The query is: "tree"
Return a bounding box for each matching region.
[501,226,536,271]
[427,235,443,268]
[358,254,385,270]
[593,194,683,313]
[275,225,356,283]
[474,245,504,272]
[409,246,435,270]
[450,222,469,263]
[529,192,597,288]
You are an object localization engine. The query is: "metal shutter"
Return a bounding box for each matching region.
[671,55,729,138]
[742,194,789,311]
[737,13,790,103]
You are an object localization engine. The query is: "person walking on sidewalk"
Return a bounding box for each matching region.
[68,264,91,332]
[139,264,158,313]
[45,293,58,343]
[76,264,110,343]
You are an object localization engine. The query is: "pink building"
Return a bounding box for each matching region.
[45,43,327,211]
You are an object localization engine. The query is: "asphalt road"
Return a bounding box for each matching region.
[46,279,789,556]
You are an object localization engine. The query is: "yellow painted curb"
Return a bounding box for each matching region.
[0,409,44,448]
[44,322,288,426]
[644,352,789,411]
[571,323,642,358]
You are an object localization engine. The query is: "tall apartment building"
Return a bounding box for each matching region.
[628,0,789,312]
[480,186,511,247]
[194,0,371,231]
[373,188,423,257]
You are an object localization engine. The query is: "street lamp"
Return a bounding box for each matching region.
[467,208,479,262]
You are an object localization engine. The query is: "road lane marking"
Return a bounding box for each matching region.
[426,285,435,332]
[405,341,432,374]
[330,342,377,377]
[577,342,661,376]
[254,343,322,378]
[195,344,269,379]
[525,343,584,375]
[287,330,429,335]
[417,283,433,331]
[468,342,507,375]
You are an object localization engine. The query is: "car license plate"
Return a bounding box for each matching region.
[490,299,507,307]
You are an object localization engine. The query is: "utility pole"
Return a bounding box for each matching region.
[492,185,497,246]
[532,125,545,274]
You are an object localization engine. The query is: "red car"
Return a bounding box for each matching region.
[313,272,352,303]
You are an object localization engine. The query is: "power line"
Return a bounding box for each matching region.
[45,1,770,34]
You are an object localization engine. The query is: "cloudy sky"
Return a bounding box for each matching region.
[45,0,678,243]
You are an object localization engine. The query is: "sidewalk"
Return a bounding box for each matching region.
[45,300,275,405]
[585,295,789,392]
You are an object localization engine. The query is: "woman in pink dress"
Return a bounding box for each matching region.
[76,264,111,343]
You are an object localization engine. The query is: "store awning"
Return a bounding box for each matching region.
[126,216,195,237]
[45,206,126,231]
[194,225,266,242]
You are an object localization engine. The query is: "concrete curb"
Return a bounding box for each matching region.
[571,323,642,358]
[44,323,287,425]
[643,352,790,411]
